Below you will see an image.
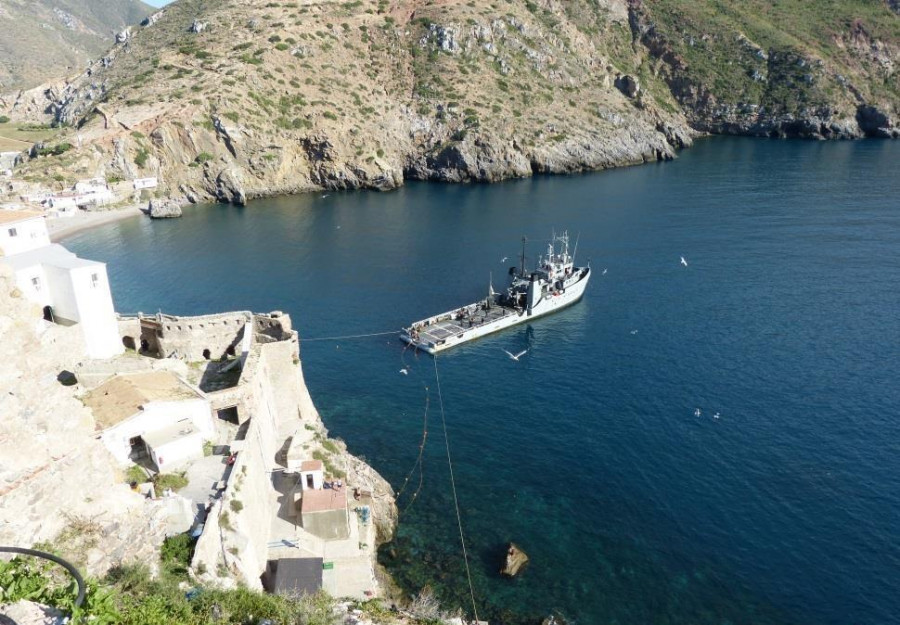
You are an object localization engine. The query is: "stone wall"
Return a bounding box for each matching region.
[190,322,307,589]
[134,311,251,361]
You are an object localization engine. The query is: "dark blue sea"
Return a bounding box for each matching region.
[65,138,900,625]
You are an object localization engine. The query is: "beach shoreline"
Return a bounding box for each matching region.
[48,204,146,242]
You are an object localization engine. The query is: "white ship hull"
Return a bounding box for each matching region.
[402,267,591,354]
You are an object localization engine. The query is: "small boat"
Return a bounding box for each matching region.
[401,232,591,354]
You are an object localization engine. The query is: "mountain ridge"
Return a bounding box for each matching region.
[1,0,897,203]
[0,0,154,91]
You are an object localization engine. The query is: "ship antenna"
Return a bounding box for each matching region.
[572,232,580,265]
[520,236,527,279]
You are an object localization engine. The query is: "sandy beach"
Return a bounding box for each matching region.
[48,205,146,242]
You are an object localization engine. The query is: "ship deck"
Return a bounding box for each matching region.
[415,305,516,344]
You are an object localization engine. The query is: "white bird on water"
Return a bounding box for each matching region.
[694,408,701,417]
[501,256,509,263]
[602,268,608,275]
[503,349,528,361]
[680,256,688,267]
[630,329,639,335]
[399,368,408,375]
[322,193,330,198]
[713,412,721,420]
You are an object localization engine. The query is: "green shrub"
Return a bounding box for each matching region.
[134,147,150,167]
[153,472,188,491]
[195,151,214,163]
[229,499,244,513]
[159,534,195,577]
[125,465,146,484]
[0,115,9,123]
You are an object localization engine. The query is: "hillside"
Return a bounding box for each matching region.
[2,0,897,203]
[0,0,153,91]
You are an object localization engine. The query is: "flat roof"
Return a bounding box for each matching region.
[1,243,99,271]
[84,371,204,429]
[0,209,44,225]
[142,420,200,448]
[301,488,347,513]
[300,460,323,472]
[269,558,323,596]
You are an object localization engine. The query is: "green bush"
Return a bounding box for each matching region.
[160,534,195,577]
[0,115,9,124]
[229,499,243,513]
[125,465,146,484]
[134,147,150,167]
[195,151,214,163]
[153,472,188,491]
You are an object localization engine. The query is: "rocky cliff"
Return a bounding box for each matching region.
[0,0,153,92]
[2,0,897,203]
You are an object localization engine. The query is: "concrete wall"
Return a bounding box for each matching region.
[101,398,213,465]
[0,216,49,256]
[69,264,122,359]
[12,263,51,307]
[301,509,349,541]
[149,431,204,472]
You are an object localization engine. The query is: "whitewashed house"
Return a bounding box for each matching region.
[0,210,123,359]
[83,371,214,471]
[133,177,158,190]
[73,178,114,207]
[0,210,50,255]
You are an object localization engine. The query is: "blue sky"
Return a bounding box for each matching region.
[145,0,173,7]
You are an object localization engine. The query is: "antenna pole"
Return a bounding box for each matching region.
[520,236,527,279]
[572,232,580,265]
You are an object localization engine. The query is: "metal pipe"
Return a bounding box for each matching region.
[0,546,86,608]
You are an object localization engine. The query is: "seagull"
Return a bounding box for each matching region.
[602,268,607,275]
[694,408,701,417]
[680,256,688,267]
[399,368,408,375]
[713,412,720,420]
[322,193,330,198]
[503,349,528,361]
[501,256,508,263]
[630,329,638,335]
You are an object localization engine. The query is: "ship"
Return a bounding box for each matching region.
[401,232,591,354]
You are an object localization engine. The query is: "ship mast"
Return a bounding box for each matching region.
[519,236,527,279]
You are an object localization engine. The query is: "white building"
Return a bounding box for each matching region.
[0,210,50,256]
[83,371,214,471]
[0,210,123,359]
[133,177,158,190]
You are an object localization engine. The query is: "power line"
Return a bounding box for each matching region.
[433,355,480,622]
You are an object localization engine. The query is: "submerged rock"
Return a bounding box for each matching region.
[500,542,529,577]
[148,199,183,219]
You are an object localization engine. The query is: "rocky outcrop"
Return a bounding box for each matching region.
[0,601,64,625]
[500,542,529,577]
[147,198,182,219]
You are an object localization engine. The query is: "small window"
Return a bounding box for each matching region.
[8,228,17,237]
[90,272,100,288]
[31,277,41,292]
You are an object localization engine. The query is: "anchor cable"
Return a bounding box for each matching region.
[300,329,399,342]
[433,355,480,622]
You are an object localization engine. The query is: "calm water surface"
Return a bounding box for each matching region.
[66,138,900,625]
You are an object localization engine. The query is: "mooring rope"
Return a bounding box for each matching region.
[433,355,480,622]
[300,329,399,342]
